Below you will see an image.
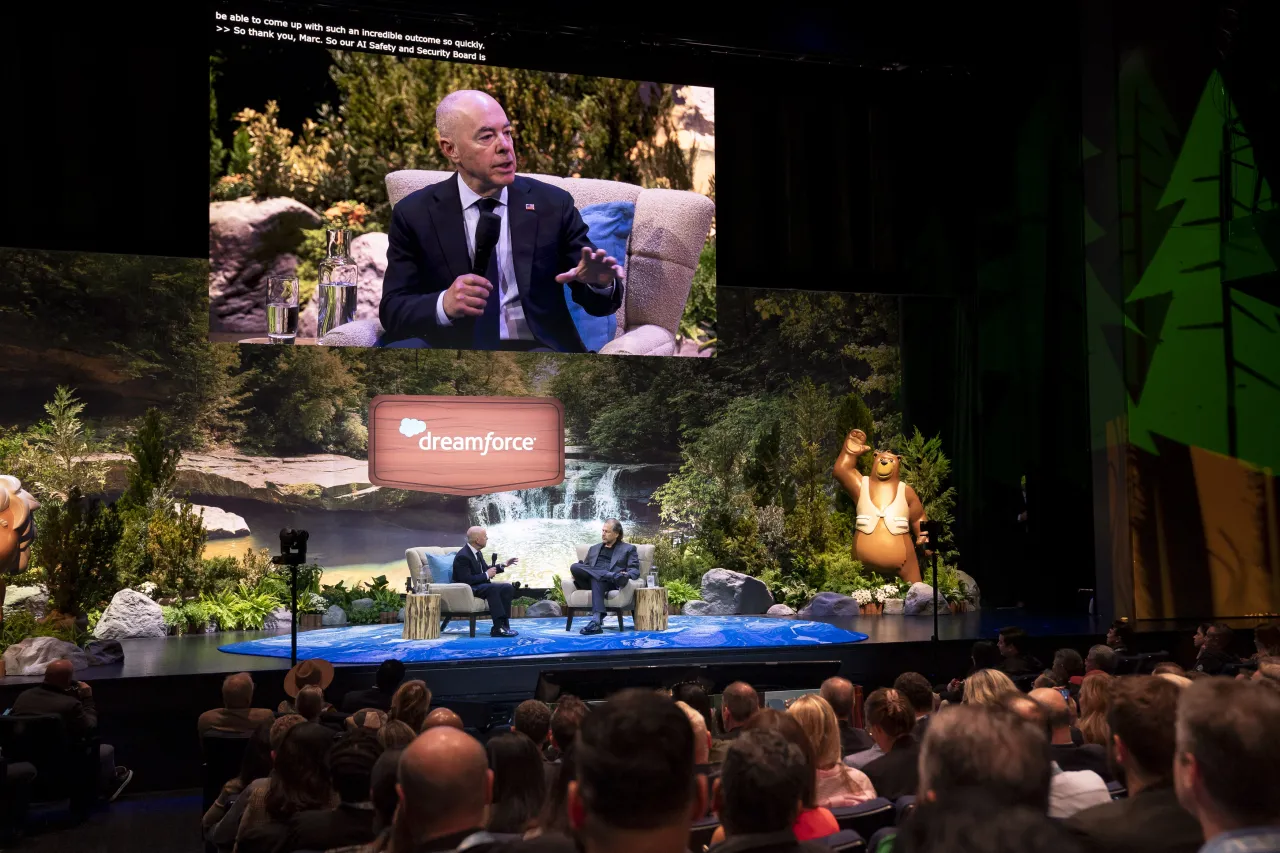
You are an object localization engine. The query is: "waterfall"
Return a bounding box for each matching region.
[591,465,623,521]
[468,462,631,525]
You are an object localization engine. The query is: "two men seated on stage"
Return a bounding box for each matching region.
[569,518,641,636]
[453,526,521,637]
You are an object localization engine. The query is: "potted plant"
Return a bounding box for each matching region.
[373,586,403,623]
[878,583,905,615]
[510,596,537,619]
[853,588,880,615]
[664,579,699,615]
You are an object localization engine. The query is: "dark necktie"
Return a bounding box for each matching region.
[473,197,502,349]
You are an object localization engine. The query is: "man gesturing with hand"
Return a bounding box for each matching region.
[380,89,624,352]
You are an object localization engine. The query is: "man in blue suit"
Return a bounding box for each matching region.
[452,526,520,638]
[569,519,641,635]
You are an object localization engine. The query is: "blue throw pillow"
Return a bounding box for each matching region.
[570,201,634,352]
[424,552,456,584]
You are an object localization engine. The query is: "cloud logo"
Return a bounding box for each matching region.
[399,418,426,438]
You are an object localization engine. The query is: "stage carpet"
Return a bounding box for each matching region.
[218,616,869,664]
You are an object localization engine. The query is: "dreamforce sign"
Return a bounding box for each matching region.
[368,395,564,496]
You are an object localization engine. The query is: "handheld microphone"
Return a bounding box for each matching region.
[473,211,501,279]
[491,552,503,573]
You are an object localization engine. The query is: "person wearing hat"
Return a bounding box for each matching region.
[278,659,337,715]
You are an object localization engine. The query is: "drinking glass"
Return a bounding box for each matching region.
[266,276,300,343]
[648,572,658,588]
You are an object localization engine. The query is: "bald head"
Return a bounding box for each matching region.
[435,90,516,195]
[399,727,492,842]
[44,659,75,688]
[820,677,855,722]
[466,526,487,548]
[422,707,464,732]
[722,681,760,731]
[1007,694,1050,736]
[222,672,254,709]
[1029,687,1072,738]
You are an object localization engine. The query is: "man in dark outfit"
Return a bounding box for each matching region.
[340,659,405,713]
[568,518,640,636]
[453,526,520,637]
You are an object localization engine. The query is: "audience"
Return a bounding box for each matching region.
[287,732,381,851]
[388,680,432,732]
[203,721,273,839]
[1064,676,1202,853]
[1028,687,1111,781]
[235,722,338,853]
[422,707,465,731]
[894,671,935,736]
[1107,620,1134,655]
[963,668,1018,707]
[1253,656,1280,687]
[942,640,1005,700]
[998,626,1044,674]
[712,729,825,853]
[199,672,274,735]
[346,708,388,734]
[325,747,402,853]
[1153,662,1187,677]
[676,700,714,772]
[537,745,576,838]
[278,658,335,715]
[861,687,921,801]
[485,732,546,835]
[548,695,589,761]
[295,684,325,723]
[1252,623,1280,659]
[1086,644,1119,678]
[341,659,406,713]
[819,677,874,757]
[712,681,761,763]
[1004,694,1109,818]
[11,658,133,801]
[1078,672,1115,746]
[673,681,718,740]
[920,703,1050,810]
[1173,678,1280,853]
[378,720,417,750]
[787,694,875,807]
[896,802,1088,853]
[1054,648,1087,688]
[512,699,552,753]
[1194,624,1238,675]
[397,726,496,852]
[1160,673,1193,690]
[208,714,305,852]
[737,709,839,841]
[1192,623,1213,653]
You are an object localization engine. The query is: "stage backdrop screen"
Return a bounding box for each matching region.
[208,3,716,358]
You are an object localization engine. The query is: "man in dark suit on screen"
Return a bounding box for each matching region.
[453,526,520,638]
[569,518,641,636]
[379,89,624,351]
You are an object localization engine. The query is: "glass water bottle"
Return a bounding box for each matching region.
[316,229,358,342]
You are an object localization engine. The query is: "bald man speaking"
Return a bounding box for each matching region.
[379,89,624,352]
[452,526,521,637]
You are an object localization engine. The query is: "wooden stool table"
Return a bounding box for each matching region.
[634,587,669,632]
[402,594,441,640]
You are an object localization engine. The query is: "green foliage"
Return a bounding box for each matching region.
[512,596,538,609]
[346,606,380,625]
[372,585,403,612]
[210,56,226,187]
[199,582,282,631]
[0,610,82,654]
[10,386,108,503]
[544,582,566,606]
[663,579,699,610]
[678,239,717,350]
[296,202,379,305]
[115,493,208,598]
[758,569,816,610]
[892,428,959,564]
[238,348,367,455]
[321,580,356,610]
[85,609,102,634]
[36,489,123,616]
[644,536,713,587]
[120,408,180,511]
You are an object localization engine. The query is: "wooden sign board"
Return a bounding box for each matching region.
[368,396,565,496]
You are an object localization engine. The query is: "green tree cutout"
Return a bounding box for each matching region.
[1126,72,1278,470]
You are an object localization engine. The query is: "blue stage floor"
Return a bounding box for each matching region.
[218,615,870,664]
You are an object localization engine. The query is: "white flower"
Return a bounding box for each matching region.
[852,589,873,605]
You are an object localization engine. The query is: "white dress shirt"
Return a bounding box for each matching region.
[436,173,615,341]
[1047,763,1112,818]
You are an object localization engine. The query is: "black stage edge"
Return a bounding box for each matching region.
[0,611,1232,793]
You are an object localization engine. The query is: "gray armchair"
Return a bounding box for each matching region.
[405,547,489,637]
[320,170,714,355]
[559,543,656,632]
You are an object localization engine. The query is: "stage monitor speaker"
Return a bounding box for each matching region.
[534,660,842,702]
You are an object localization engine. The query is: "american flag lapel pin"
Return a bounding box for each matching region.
[525,203,536,211]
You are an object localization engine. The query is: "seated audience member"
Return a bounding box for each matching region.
[548,695,589,762]
[676,701,714,774]
[537,745,576,838]
[895,802,1088,853]
[819,677,873,757]
[918,704,1051,811]
[1034,669,1065,690]
[199,672,274,735]
[397,726,498,852]
[1028,688,1112,782]
[295,684,325,723]
[346,708,388,734]
[278,659,336,715]
[1252,622,1280,659]
[203,721,273,840]
[1153,662,1187,677]
[1065,676,1202,853]
[378,720,417,750]
[1194,624,1238,675]
[734,709,840,842]
[1085,644,1120,679]
[1053,648,1087,688]
[963,668,1019,708]
[236,722,339,853]
[1192,623,1212,654]
[341,659,406,713]
[208,714,304,852]
[942,641,1005,701]
[787,694,876,808]
[287,732,381,851]
[485,732,546,835]
[894,672,935,738]
[388,679,432,732]
[1253,656,1280,687]
[673,682,718,741]
[712,729,829,853]
[1006,694,1110,818]
[11,658,133,801]
[711,681,760,763]
[1107,620,1134,655]
[513,690,706,853]
[422,707,464,731]
[328,747,403,853]
[998,626,1044,675]
[1077,672,1115,747]
[512,699,552,754]
[861,688,921,801]
[1173,679,1280,853]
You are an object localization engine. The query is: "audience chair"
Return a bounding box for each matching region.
[820,829,867,851]
[894,795,917,823]
[867,827,897,852]
[689,813,721,851]
[831,797,896,839]
[1107,780,1127,799]
[0,713,97,817]
[561,543,656,632]
[199,730,251,812]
